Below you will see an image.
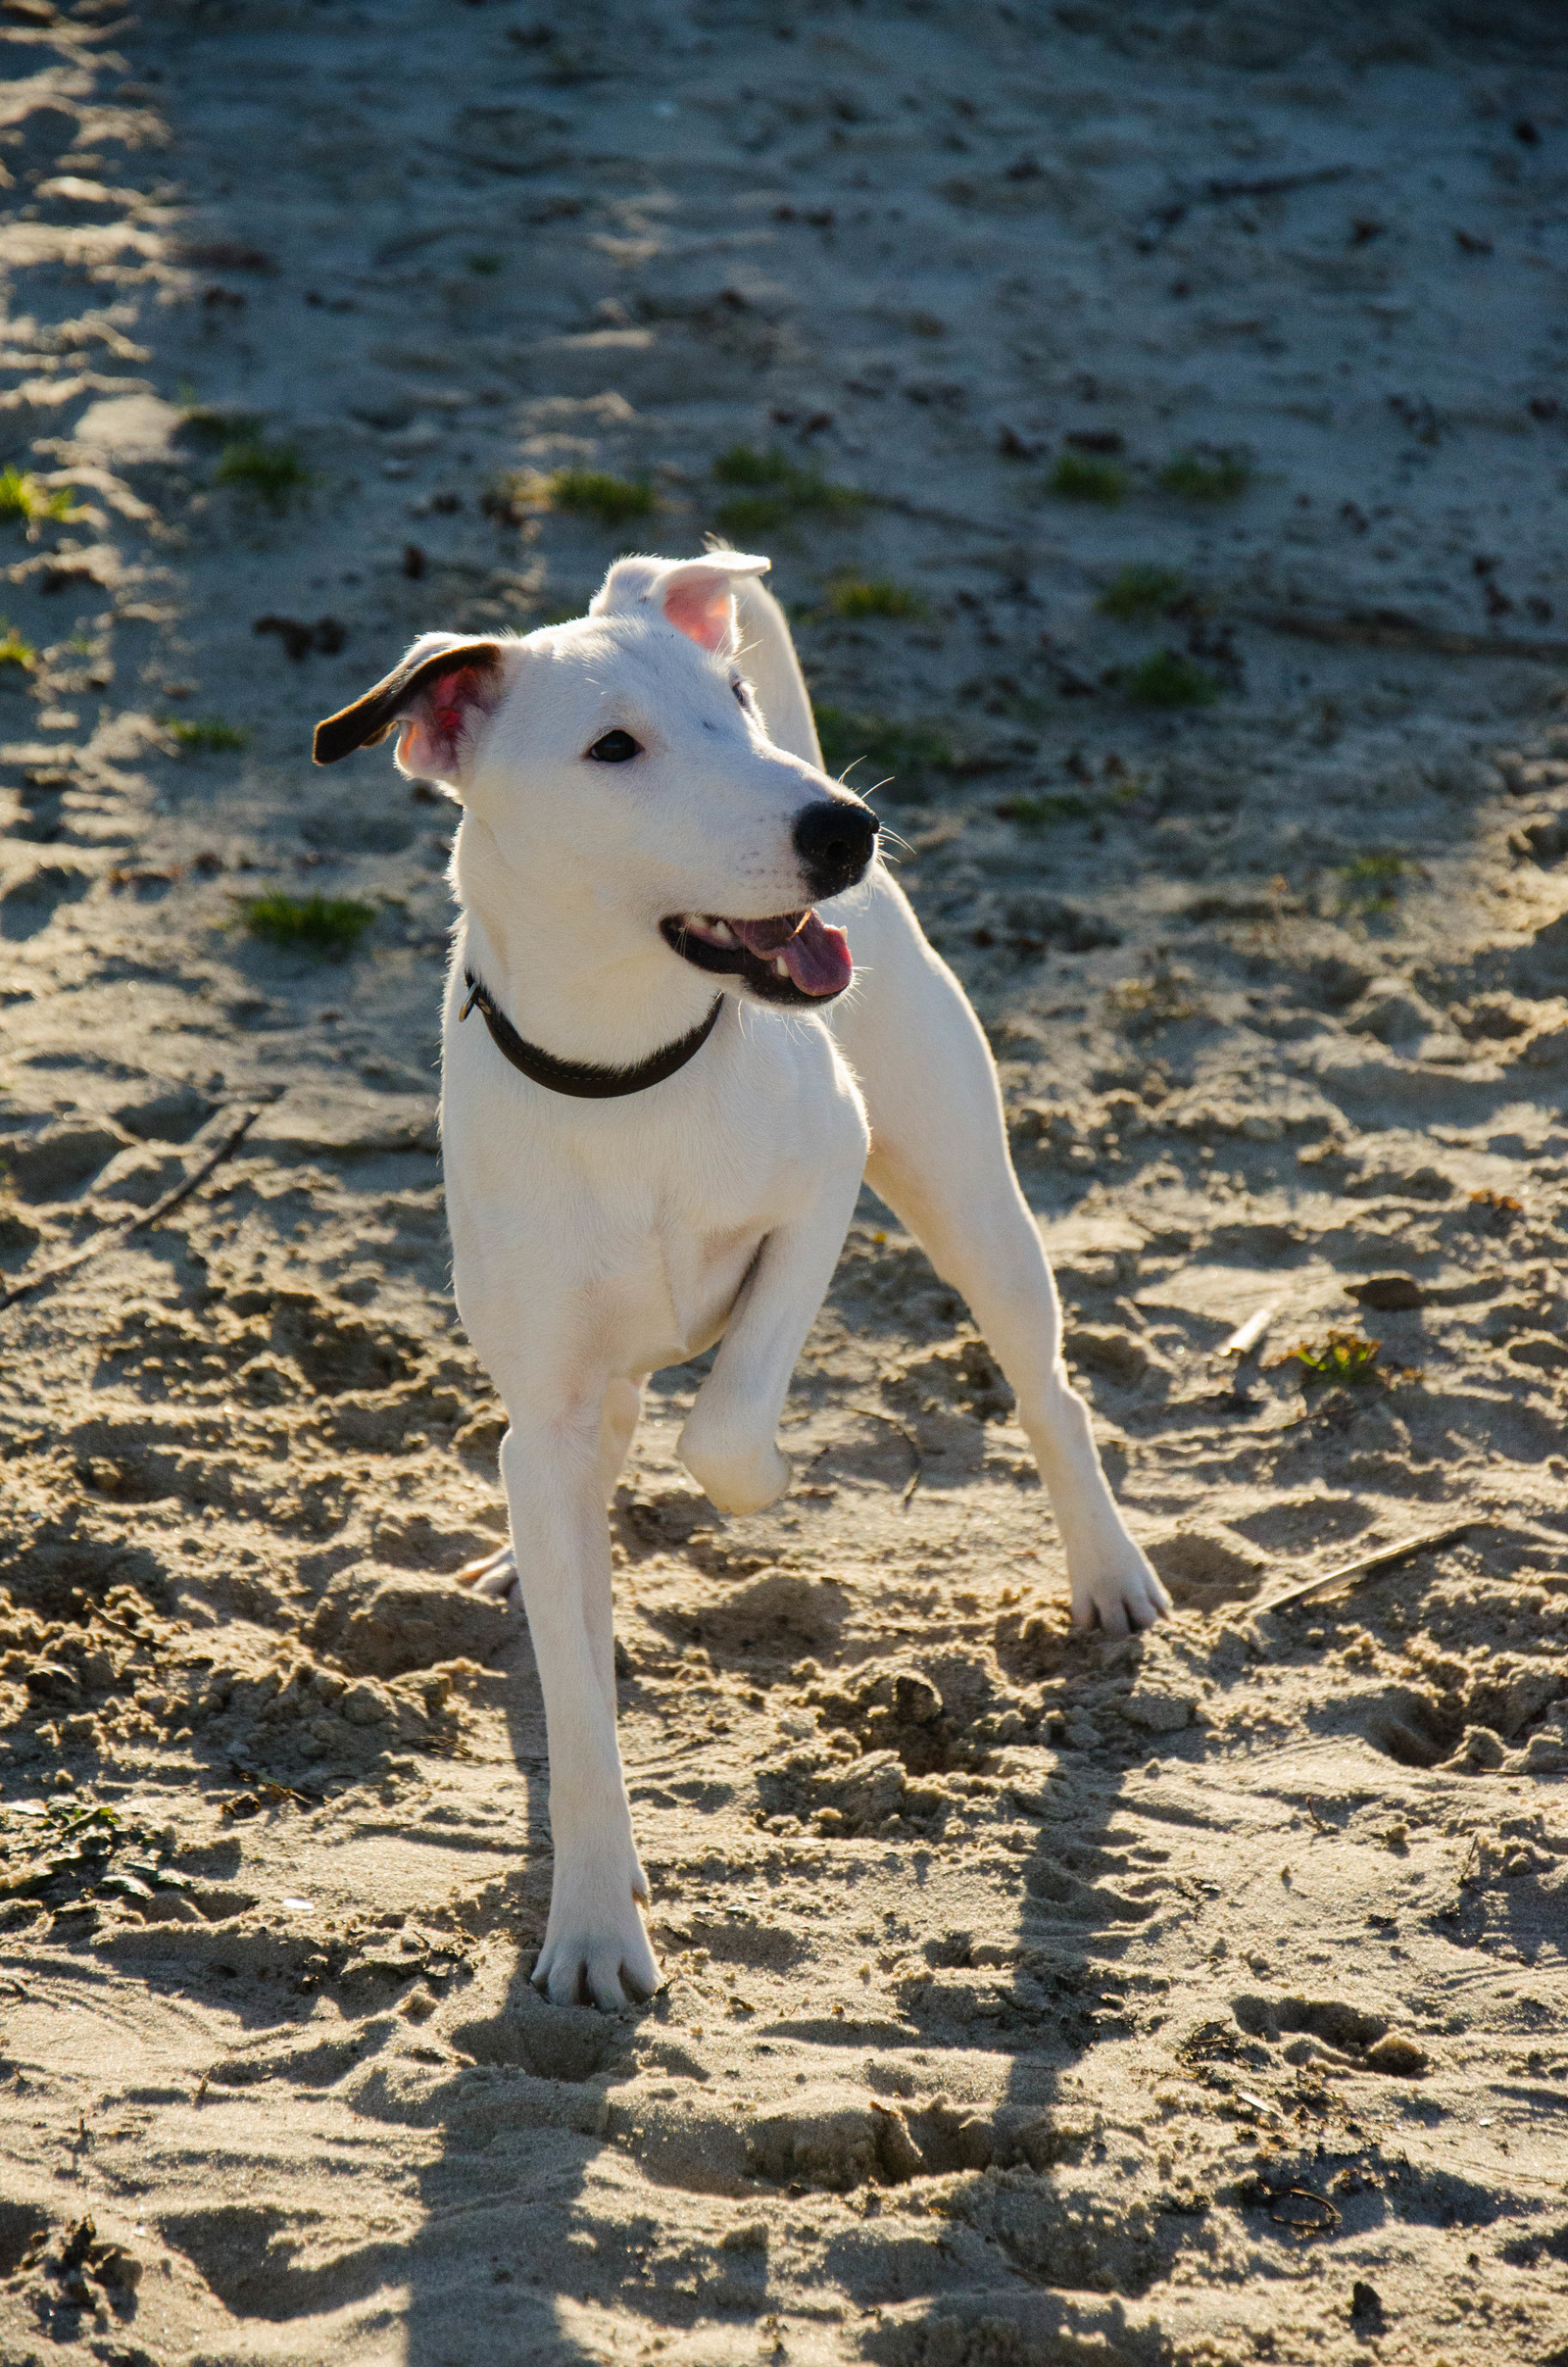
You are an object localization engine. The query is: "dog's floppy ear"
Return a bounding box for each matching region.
[591,551,770,658]
[313,634,506,774]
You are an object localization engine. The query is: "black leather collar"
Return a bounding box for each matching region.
[460,968,723,1099]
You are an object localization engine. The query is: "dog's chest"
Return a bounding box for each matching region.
[597,1211,762,1373]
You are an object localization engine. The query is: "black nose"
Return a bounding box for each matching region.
[793,798,877,901]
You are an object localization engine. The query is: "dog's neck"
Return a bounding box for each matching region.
[453,814,724,1069]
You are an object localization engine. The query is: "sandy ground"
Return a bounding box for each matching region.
[4,2,1568,2361]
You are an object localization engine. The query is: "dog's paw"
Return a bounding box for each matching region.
[678,1419,791,1518]
[533,1859,662,2011]
[1069,1546,1172,1637]
[453,1544,517,1602]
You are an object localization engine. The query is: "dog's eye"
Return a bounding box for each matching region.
[586,729,640,763]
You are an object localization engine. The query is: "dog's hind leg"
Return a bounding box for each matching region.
[729,577,1164,1630]
[454,1374,645,1603]
[833,872,1170,1635]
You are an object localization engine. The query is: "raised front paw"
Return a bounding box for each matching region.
[533,1856,662,2011]
[452,1544,517,1603]
[1069,1545,1172,1637]
[678,1415,790,1518]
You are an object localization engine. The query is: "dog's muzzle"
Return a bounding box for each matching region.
[662,799,874,1007]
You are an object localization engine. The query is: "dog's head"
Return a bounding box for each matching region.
[314,552,876,1007]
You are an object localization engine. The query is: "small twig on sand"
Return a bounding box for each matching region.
[849,1402,925,1508]
[1138,164,1357,244]
[1248,606,1568,665]
[1257,1519,1473,1616]
[0,1103,265,1319]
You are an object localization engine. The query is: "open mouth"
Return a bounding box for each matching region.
[661,908,854,1004]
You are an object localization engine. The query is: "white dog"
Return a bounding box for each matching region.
[315,551,1169,2009]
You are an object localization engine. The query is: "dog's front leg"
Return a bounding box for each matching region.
[499,1402,661,2009]
[679,1166,864,1517]
[454,1376,641,1604]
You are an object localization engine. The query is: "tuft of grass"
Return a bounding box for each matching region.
[712,445,803,488]
[1002,771,1145,828]
[0,466,80,525]
[1159,448,1250,501]
[813,703,954,797]
[239,892,377,955]
[1098,564,1186,620]
[1049,452,1125,506]
[164,715,249,753]
[1120,649,1219,708]
[825,575,927,620]
[1286,1329,1381,1384]
[0,619,37,672]
[710,444,864,537]
[466,252,502,274]
[216,439,312,510]
[548,468,656,526]
[998,790,1097,827]
[1338,851,1403,913]
[710,493,788,537]
[180,407,264,448]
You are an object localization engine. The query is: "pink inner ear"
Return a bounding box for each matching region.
[424,666,487,740]
[396,665,488,773]
[662,574,732,653]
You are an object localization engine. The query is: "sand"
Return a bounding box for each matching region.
[3,2,1568,2361]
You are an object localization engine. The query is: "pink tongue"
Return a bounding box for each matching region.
[732,911,854,996]
[780,911,854,997]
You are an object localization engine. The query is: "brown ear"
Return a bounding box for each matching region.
[313,637,505,765]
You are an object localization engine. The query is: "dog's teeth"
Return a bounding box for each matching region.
[774,956,789,977]
[710,920,734,944]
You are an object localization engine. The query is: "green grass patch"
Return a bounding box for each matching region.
[238,892,377,956]
[1098,564,1186,620]
[548,468,656,526]
[0,466,80,525]
[164,715,249,753]
[1120,649,1219,708]
[1337,851,1404,913]
[1000,774,1145,827]
[1286,1329,1381,1385]
[0,619,37,671]
[216,439,312,510]
[813,704,954,797]
[180,407,264,448]
[997,790,1098,827]
[825,575,927,620]
[713,445,802,489]
[1159,448,1250,501]
[710,493,793,537]
[710,445,864,537]
[1048,452,1125,506]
